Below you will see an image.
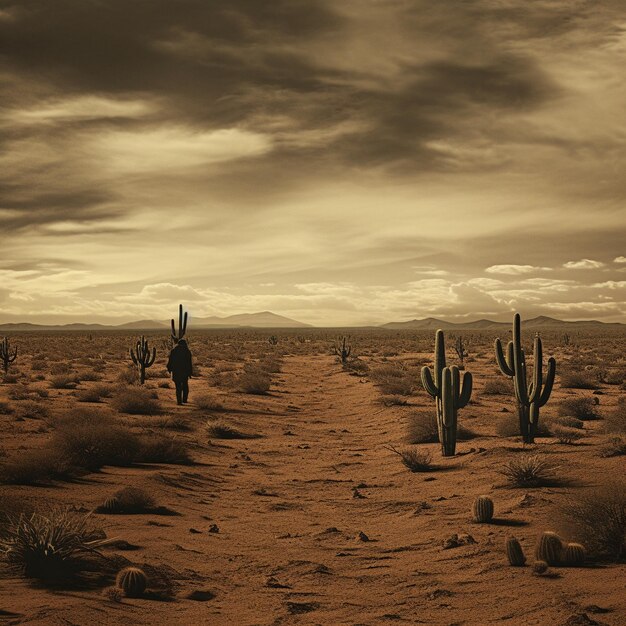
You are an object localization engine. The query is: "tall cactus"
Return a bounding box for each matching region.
[495,313,556,444]
[0,337,17,374]
[421,330,472,456]
[334,337,351,364]
[171,304,188,344]
[129,336,156,384]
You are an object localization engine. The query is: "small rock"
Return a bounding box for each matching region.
[187,590,215,601]
[427,588,454,600]
[583,606,610,615]
[358,531,370,542]
[208,524,220,533]
[352,488,366,499]
[189,528,202,534]
[563,613,605,626]
[286,602,319,614]
[442,533,476,550]
[265,577,291,589]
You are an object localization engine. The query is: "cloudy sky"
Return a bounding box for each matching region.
[1,0,625,326]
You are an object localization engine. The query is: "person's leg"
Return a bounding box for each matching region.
[182,378,189,404]
[175,380,183,405]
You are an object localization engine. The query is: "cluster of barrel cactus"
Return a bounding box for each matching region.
[505,531,586,569]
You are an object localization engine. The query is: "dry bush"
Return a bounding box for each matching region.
[481,379,513,395]
[111,388,162,415]
[49,374,80,389]
[370,364,415,396]
[599,437,626,458]
[195,393,225,411]
[0,448,77,485]
[561,481,626,561]
[52,416,140,471]
[137,435,192,465]
[552,425,584,444]
[604,403,626,434]
[143,415,192,431]
[30,360,47,371]
[76,384,112,403]
[499,454,557,487]
[206,419,247,439]
[7,386,34,401]
[15,400,50,420]
[49,362,72,375]
[100,487,156,514]
[604,369,626,385]
[2,374,19,384]
[78,369,102,382]
[238,369,271,395]
[387,445,434,472]
[116,366,140,385]
[546,415,584,430]
[0,508,108,581]
[407,410,475,444]
[0,401,13,415]
[559,397,601,421]
[559,371,598,389]
[380,394,409,406]
[343,358,369,375]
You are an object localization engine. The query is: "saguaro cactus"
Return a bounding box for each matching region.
[171,304,188,344]
[495,313,556,444]
[129,336,156,384]
[455,336,468,366]
[0,337,17,374]
[334,337,351,363]
[421,330,473,456]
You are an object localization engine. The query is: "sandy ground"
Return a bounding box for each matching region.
[1,351,625,625]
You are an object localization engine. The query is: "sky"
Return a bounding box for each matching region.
[0,0,625,326]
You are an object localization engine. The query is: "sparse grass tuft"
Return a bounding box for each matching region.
[499,454,557,487]
[407,410,475,444]
[111,388,162,415]
[559,397,601,421]
[195,393,225,411]
[560,371,599,390]
[599,436,626,458]
[206,419,247,439]
[386,445,434,472]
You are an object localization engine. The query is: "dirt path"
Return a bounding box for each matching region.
[1,355,624,625]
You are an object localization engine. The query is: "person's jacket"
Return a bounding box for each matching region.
[167,342,193,380]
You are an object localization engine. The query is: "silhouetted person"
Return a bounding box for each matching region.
[166,339,193,405]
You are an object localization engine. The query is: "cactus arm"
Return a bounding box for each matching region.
[434,329,446,390]
[147,347,157,367]
[170,318,177,341]
[457,371,473,408]
[513,345,529,406]
[421,366,439,398]
[495,338,515,377]
[450,365,460,400]
[538,357,556,407]
[130,347,138,365]
[529,336,542,404]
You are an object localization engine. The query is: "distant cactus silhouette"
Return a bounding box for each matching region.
[472,496,494,523]
[116,567,147,597]
[268,335,278,345]
[505,537,526,566]
[455,336,469,366]
[129,336,156,384]
[334,337,351,363]
[171,304,188,344]
[0,337,17,374]
[421,330,472,457]
[495,313,556,444]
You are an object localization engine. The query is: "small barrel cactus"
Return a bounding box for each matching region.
[101,496,120,513]
[563,542,586,566]
[505,536,526,566]
[472,496,494,523]
[535,531,563,565]
[116,567,148,597]
[532,560,549,575]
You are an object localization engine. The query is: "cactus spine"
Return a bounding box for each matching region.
[334,337,351,364]
[505,537,526,566]
[535,531,563,565]
[171,304,188,344]
[472,496,494,523]
[0,337,17,374]
[116,566,147,597]
[421,330,472,457]
[129,336,156,384]
[495,313,556,444]
[563,542,586,566]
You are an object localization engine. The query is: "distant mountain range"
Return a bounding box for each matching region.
[381,315,625,330]
[0,311,311,331]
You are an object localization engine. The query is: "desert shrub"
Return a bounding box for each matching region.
[52,417,140,471]
[559,397,601,421]
[76,384,112,403]
[146,415,192,431]
[7,386,34,401]
[78,369,102,382]
[552,425,584,444]
[0,401,13,415]
[370,364,415,396]
[2,374,19,384]
[30,360,47,371]
[49,374,79,389]
[206,419,246,439]
[49,362,71,375]
[137,436,192,465]
[238,369,271,395]
[111,388,162,415]
[102,487,156,514]
[407,410,475,443]
[157,381,170,388]
[546,415,584,430]
[116,366,140,385]
[560,371,598,390]
[195,393,224,411]
[495,414,552,438]
[15,400,50,420]
[499,454,556,487]
[599,437,626,458]
[482,379,513,395]
[603,403,626,434]
[0,448,77,485]
[561,481,626,561]
[380,394,409,406]
[344,359,369,375]
[604,369,626,385]
[0,508,108,580]
[259,357,282,373]
[387,445,434,472]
